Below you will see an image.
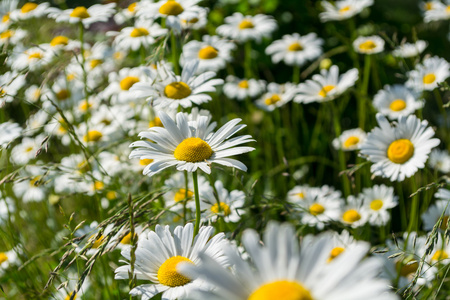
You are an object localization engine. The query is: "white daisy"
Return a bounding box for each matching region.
[360,185,398,226]
[180,6,208,30]
[421,188,450,231]
[24,84,49,103]
[10,134,45,165]
[265,33,324,66]
[360,113,440,181]
[13,165,48,203]
[255,82,296,111]
[324,230,366,263]
[340,195,368,228]
[200,180,246,222]
[392,40,428,58]
[53,272,90,300]
[426,233,450,266]
[180,35,236,74]
[294,65,358,104]
[0,247,20,276]
[114,223,228,300]
[405,56,450,92]
[129,111,255,176]
[131,60,223,110]
[10,45,52,71]
[0,121,21,148]
[113,1,145,25]
[428,149,450,173]
[319,0,374,22]
[373,84,423,120]
[332,128,367,151]
[216,12,277,43]
[9,2,50,21]
[223,76,265,101]
[424,0,450,22]
[0,71,26,105]
[0,28,27,46]
[353,35,385,54]
[0,0,19,31]
[49,4,116,28]
[181,222,399,300]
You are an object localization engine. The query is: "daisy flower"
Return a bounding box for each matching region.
[136,0,203,33]
[255,82,296,111]
[324,230,367,263]
[424,0,450,22]
[129,111,255,176]
[360,113,440,181]
[10,46,52,71]
[109,19,168,52]
[180,6,208,30]
[406,56,450,91]
[0,71,26,105]
[200,180,246,222]
[332,128,367,151]
[265,33,324,66]
[114,223,228,300]
[373,84,423,120]
[0,247,20,276]
[353,35,385,54]
[223,76,265,101]
[50,3,116,28]
[427,233,450,266]
[10,134,45,165]
[216,12,277,43]
[360,185,398,226]
[294,65,358,104]
[180,35,236,74]
[0,0,19,31]
[181,222,399,300]
[132,60,223,110]
[421,188,450,231]
[392,40,428,58]
[0,121,21,148]
[9,2,50,21]
[53,272,90,300]
[319,0,374,22]
[113,1,146,25]
[13,165,48,203]
[340,195,368,228]
[0,28,27,46]
[428,149,450,173]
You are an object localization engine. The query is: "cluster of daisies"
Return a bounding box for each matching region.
[0,0,449,299]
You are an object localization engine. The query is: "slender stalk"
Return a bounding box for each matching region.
[171,31,180,75]
[434,89,448,125]
[397,181,407,229]
[192,171,201,237]
[183,170,188,223]
[407,176,419,232]
[244,41,253,78]
[292,65,300,84]
[359,54,371,129]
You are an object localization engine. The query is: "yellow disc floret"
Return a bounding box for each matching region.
[159,0,184,16]
[339,5,351,13]
[309,203,325,216]
[130,27,149,37]
[198,46,219,59]
[238,80,249,89]
[120,76,140,91]
[248,280,313,300]
[56,89,70,101]
[50,36,69,47]
[139,158,154,166]
[389,99,407,111]
[432,250,448,261]
[0,30,13,40]
[0,252,8,265]
[343,136,360,148]
[89,234,104,249]
[327,247,345,262]
[128,2,137,13]
[157,256,194,287]
[342,209,361,223]
[120,232,137,245]
[64,292,77,300]
[397,257,418,277]
[265,94,281,106]
[174,137,213,162]
[318,85,335,97]
[90,59,103,69]
[2,13,10,23]
[174,188,194,202]
[211,202,231,216]
[239,19,254,29]
[387,139,414,164]
[164,82,192,99]
[83,130,103,142]
[70,7,90,19]
[370,199,384,211]
[28,52,42,60]
[21,2,38,13]
[423,73,436,85]
[359,40,377,51]
[288,42,303,52]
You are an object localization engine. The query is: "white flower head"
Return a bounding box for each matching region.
[360,185,398,226]
[406,56,450,91]
[9,2,50,21]
[332,128,367,151]
[421,188,450,231]
[49,4,116,28]
[428,149,450,173]
[223,76,265,101]
[255,82,296,111]
[424,1,450,22]
[0,121,21,148]
[373,84,424,120]
[340,195,368,228]
[392,40,428,58]
[319,0,374,22]
[217,12,277,43]
[353,35,385,54]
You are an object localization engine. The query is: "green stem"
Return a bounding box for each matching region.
[183,170,188,223]
[171,31,180,75]
[407,176,419,232]
[397,181,407,229]
[434,89,448,125]
[140,46,146,65]
[292,65,300,84]
[244,41,253,78]
[192,171,201,237]
[359,54,371,129]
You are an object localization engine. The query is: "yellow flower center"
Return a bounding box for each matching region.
[139,158,154,166]
[2,14,10,23]
[120,76,140,91]
[441,215,449,230]
[149,117,163,128]
[238,80,249,89]
[79,100,92,112]
[89,234,104,248]
[343,136,360,148]
[83,130,103,142]
[342,209,361,223]
[211,202,232,216]
[90,59,103,69]
[70,7,90,19]
[297,192,305,199]
[67,73,76,81]
[50,36,69,47]
[0,252,8,264]
[21,2,38,13]
[432,250,449,261]
[164,82,191,99]
[157,256,194,287]
[56,89,70,101]
[318,85,335,97]
[387,139,414,164]
[93,181,104,191]
[130,27,149,37]
[174,188,194,202]
[77,160,90,173]
[425,2,433,10]
[64,292,77,300]
[288,42,303,52]
[309,203,325,216]
[389,99,407,111]
[174,137,213,162]
[0,88,5,97]
[128,2,137,13]
[370,199,384,211]
[106,191,117,200]
[26,146,33,152]
[423,73,436,84]
[248,280,313,300]
[327,247,345,263]
[239,19,254,29]
[198,46,219,60]
[397,258,418,277]
[339,5,351,13]
[183,17,199,24]
[29,176,41,187]
[264,94,281,105]
[28,52,42,60]
[33,89,41,99]
[447,5,450,13]
[120,232,137,244]
[159,0,184,16]
[359,40,377,51]
[0,30,12,39]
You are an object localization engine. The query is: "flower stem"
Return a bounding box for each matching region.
[171,30,180,75]
[407,176,419,232]
[359,54,371,129]
[192,170,201,236]
[292,65,300,84]
[244,41,253,78]
[434,89,448,125]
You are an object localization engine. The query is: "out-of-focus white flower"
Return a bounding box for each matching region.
[217,12,277,43]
